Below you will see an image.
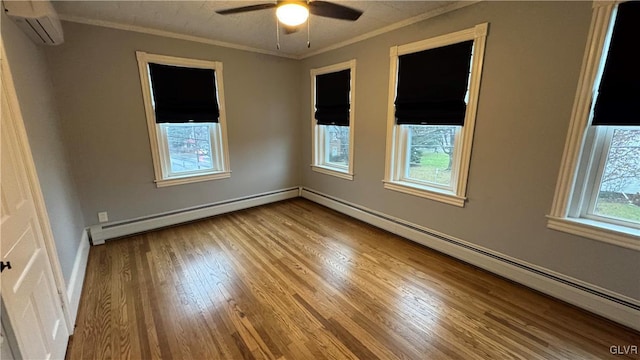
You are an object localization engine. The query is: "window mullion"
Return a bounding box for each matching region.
[318,125,325,165]
[398,126,410,181]
[210,124,221,170]
[157,124,172,178]
[567,127,597,217]
[450,127,463,192]
[584,127,614,217]
[313,124,320,165]
[325,126,332,165]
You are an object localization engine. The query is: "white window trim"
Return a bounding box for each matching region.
[383,23,488,207]
[310,60,356,181]
[136,51,231,187]
[547,2,639,251]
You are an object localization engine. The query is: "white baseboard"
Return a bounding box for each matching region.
[66,229,90,330]
[89,188,300,244]
[301,187,640,331]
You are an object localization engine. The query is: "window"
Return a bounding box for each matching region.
[136,52,231,187]
[548,1,639,250]
[384,24,488,207]
[310,60,356,180]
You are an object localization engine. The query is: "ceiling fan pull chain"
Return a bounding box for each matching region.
[307,14,311,48]
[276,18,281,50]
[217,0,363,52]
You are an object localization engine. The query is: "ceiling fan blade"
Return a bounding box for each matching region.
[283,25,301,35]
[308,1,362,21]
[216,3,276,15]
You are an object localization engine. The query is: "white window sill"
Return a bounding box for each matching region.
[547,216,639,251]
[383,180,466,207]
[311,165,354,181]
[155,171,231,188]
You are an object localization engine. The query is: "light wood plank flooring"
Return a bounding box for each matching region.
[67,199,639,359]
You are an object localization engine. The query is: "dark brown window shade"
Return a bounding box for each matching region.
[149,63,219,123]
[315,69,351,126]
[395,40,473,126]
[592,1,639,126]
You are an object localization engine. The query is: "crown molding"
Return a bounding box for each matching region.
[299,1,481,59]
[58,14,299,60]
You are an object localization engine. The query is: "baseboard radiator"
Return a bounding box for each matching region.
[85,185,639,331]
[300,187,640,331]
[88,187,300,245]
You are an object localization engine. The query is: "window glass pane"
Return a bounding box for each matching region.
[323,125,349,167]
[165,124,214,174]
[594,128,640,224]
[406,125,459,187]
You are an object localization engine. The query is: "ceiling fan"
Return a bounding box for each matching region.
[216,1,363,48]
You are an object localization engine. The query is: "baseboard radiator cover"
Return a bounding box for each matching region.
[301,187,640,331]
[89,187,299,244]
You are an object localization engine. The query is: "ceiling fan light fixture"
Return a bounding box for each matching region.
[276,3,309,26]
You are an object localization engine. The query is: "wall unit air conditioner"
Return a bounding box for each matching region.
[4,0,64,45]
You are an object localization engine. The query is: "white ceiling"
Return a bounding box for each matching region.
[52,1,475,58]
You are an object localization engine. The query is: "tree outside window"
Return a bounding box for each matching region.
[593,128,640,224]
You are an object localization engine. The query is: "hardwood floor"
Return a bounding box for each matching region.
[67,199,639,360]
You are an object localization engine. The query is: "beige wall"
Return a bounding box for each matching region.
[1,12,86,283]
[299,1,640,300]
[44,22,302,224]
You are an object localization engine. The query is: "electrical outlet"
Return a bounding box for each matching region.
[98,211,109,223]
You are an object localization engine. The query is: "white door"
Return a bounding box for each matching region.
[1,76,70,359]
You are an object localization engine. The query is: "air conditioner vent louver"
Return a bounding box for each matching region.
[4,0,64,45]
[26,18,56,44]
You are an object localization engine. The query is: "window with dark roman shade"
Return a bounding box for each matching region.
[148,63,220,123]
[592,1,639,126]
[315,69,351,126]
[395,40,473,126]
